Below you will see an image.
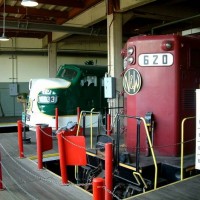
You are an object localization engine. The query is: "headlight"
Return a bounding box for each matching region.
[161,40,174,51]
[127,47,134,55]
[127,57,134,64]
[38,95,58,104]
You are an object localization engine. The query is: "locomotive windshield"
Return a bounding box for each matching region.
[60,68,78,80]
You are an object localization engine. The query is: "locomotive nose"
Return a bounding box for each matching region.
[29,78,71,92]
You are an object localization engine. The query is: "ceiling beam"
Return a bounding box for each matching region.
[120,0,156,12]
[34,0,84,7]
[133,4,200,20]
[1,5,68,19]
[0,20,106,36]
[5,30,47,38]
[151,13,200,34]
[132,11,179,21]
[56,0,103,24]
[106,0,120,15]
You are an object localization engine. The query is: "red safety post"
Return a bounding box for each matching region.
[17,120,24,158]
[55,107,59,131]
[106,114,112,136]
[93,177,105,200]
[77,107,81,123]
[57,131,68,184]
[105,143,113,200]
[36,125,43,170]
[0,151,3,190]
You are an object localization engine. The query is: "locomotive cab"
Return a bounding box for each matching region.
[57,64,106,112]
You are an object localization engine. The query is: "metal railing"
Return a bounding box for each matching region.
[180,116,195,180]
[116,114,158,190]
[76,108,100,149]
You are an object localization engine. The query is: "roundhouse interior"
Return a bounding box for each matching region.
[1,0,200,200]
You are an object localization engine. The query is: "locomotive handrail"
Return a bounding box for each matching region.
[181,116,195,181]
[76,109,100,149]
[117,114,158,190]
[90,108,95,149]
[133,171,148,189]
[140,117,157,190]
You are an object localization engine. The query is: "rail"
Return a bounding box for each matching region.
[116,114,158,190]
[140,117,157,189]
[76,109,100,149]
[180,116,195,181]
[133,171,148,190]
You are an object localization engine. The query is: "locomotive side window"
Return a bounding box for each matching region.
[60,69,77,80]
[80,76,97,87]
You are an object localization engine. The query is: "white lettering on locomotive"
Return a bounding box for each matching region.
[139,53,173,66]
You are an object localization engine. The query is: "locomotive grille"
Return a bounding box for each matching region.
[182,89,196,110]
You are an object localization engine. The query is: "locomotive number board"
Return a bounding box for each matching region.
[138,53,173,67]
[38,95,57,103]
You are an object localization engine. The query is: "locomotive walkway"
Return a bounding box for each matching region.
[0,130,92,200]
[129,174,200,200]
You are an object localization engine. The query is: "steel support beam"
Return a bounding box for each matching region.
[0,20,106,36]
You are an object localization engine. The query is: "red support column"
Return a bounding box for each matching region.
[36,125,43,170]
[77,107,81,123]
[106,114,112,136]
[55,107,59,131]
[93,177,105,200]
[0,151,3,190]
[105,143,113,200]
[17,120,24,158]
[57,131,68,184]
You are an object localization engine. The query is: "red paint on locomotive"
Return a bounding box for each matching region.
[122,34,200,156]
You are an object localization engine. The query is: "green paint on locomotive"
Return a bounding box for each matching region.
[37,64,107,116]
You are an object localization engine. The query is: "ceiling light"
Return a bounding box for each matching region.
[0,33,9,41]
[0,0,9,42]
[21,0,38,7]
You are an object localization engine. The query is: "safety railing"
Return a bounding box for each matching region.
[133,171,148,190]
[76,108,100,149]
[180,116,195,181]
[116,114,158,190]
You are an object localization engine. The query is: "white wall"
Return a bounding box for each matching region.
[0,38,107,116]
[0,55,48,82]
[18,56,49,81]
[0,55,13,82]
[0,54,107,83]
[0,37,107,82]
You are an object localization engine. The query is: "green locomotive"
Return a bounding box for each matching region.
[26,64,107,129]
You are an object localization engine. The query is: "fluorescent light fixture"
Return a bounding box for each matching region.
[21,0,38,7]
[0,33,9,41]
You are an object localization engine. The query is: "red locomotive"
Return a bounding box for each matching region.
[122,34,199,156]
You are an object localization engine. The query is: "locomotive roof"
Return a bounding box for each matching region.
[58,64,107,74]
[61,64,107,70]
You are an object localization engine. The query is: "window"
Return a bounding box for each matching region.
[60,69,77,80]
[80,76,97,87]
